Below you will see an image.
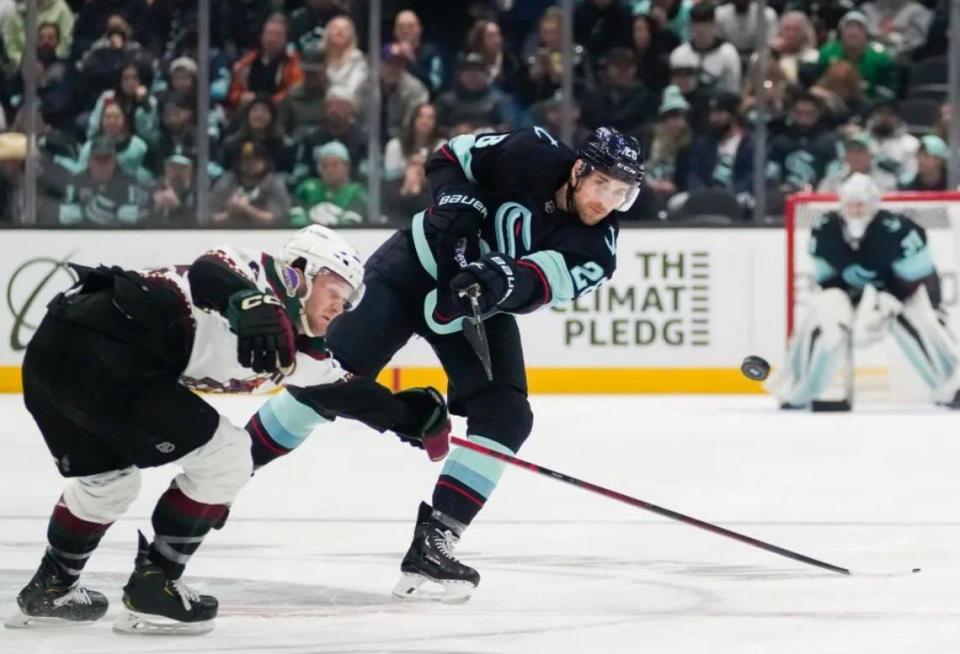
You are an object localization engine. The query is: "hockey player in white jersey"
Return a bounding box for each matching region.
[6,225,451,634]
[767,173,960,410]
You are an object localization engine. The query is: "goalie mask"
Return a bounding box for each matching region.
[278,225,366,335]
[838,173,880,243]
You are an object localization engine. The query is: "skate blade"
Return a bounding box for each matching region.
[391,572,475,604]
[112,610,214,636]
[4,607,99,629]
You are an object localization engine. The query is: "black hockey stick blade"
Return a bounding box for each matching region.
[459,284,493,381]
[450,436,921,577]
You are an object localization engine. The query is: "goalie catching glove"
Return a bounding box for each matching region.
[392,387,451,461]
[227,289,296,373]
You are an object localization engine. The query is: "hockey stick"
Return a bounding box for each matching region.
[450,436,920,577]
[458,284,493,381]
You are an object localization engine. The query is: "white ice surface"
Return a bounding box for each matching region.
[1,394,959,654]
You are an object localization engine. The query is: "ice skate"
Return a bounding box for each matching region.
[4,553,108,628]
[392,502,480,604]
[113,532,217,635]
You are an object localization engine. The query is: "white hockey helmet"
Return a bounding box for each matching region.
[278,225,366,308]
[838,173,880,241]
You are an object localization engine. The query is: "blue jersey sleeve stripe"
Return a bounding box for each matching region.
[522,250,576,303]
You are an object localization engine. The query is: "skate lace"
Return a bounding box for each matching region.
[53,585,92,607]
[431,529,460,561]
[171,579,200,612]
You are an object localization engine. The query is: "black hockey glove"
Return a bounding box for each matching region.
[227,290,296,374]
[450,253,518,315]
[393,387,451,461]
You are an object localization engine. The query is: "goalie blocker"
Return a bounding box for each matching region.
[768,174,960,410]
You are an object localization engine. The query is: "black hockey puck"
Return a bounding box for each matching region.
[741,355,771,381]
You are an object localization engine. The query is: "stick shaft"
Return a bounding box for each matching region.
[450,436,850,575]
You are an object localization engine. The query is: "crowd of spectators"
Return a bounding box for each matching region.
[0,0,955,227]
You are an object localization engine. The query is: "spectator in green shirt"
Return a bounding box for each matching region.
[818,10,897,100]
[290,141,368,226]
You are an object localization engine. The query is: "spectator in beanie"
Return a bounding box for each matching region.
[278,49,330,141]
[901,135,949,191]
[58,135,147,227]
[645,85,693,205]
[669,2,741,94]
[323,15,368,108]
[290,140,367,227]
[865,98,919,188]
[210,140,291,226]
[150,148,198,226]
[715,0,778,57]
[393,9,444,94]
[687,90,755,195]
[380,42,429,142]
[383,102,442,181]
[818,10,896,100]
[292,89,368,185]
[631,13,679,94]
[818,132,898,192]
[227,13,305,110]
[3,0,74,65]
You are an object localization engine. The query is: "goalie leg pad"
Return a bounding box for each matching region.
[769,289,853,406]
[890,285,960,398]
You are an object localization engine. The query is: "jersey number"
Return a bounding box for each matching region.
[474,134,508,149]
[901,229,924,258]
[571,262,606,294]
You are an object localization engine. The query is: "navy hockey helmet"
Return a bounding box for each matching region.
[576,127,645,211]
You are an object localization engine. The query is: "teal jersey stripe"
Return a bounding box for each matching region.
[522,250,576,303]
[441,434,514,497]
[892,246,936,282]
[411,211,438,280]
[258,390,329,450]
[447,134,478,183]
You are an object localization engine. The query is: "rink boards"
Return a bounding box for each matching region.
[0,226,790,393]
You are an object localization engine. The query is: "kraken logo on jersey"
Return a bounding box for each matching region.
[494,202,533,258]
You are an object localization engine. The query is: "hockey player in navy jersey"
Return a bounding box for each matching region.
[249,126,646,602]
[767,173,960,410]
[7,225,451,634]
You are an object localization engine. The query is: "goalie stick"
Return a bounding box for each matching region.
[450,436,920,577]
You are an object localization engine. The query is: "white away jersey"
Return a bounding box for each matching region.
[142,245,349,394]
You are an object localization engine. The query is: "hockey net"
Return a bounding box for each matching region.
[786,191,960,402]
